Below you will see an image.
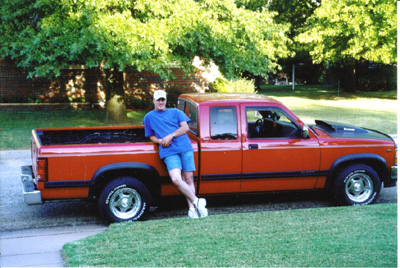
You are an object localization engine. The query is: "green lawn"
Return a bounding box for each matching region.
[63,203,397,267]
[259,85,397,135]
[0,110,148,150]
[0,86,397,150]
[259,84,397,100]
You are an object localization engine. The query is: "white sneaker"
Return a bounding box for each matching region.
[193,198,208,217]
[188,208,199,219]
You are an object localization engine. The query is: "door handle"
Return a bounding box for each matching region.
[249,144,258,149]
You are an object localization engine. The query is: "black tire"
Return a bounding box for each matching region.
[98,176,150,223]
[334,164,381,206]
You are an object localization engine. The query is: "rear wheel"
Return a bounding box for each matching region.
[98,177,150,223]
[334,164,381,205]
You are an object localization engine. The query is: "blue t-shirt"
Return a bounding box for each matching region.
[143,108,193,159]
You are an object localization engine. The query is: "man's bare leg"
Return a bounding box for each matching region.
[169,168,196,209]
[182,171,196,208]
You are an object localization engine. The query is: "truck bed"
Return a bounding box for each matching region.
[36,127,149,145]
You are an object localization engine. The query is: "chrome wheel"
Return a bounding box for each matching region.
[108,187,142,220]
[99,177,150,222]
[345,173,373,203]
[334,164,381,206]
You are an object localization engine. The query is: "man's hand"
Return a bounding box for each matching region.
[160,134,173,148]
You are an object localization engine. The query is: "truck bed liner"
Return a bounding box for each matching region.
[37,128,148,145]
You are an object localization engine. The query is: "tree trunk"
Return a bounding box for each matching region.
[341,60,357,92]
[101,66,127,124]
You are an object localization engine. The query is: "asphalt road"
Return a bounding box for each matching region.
[0,150,397,232]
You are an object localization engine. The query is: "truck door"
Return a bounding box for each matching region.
[241,104,321,192]
[198,105,242,194]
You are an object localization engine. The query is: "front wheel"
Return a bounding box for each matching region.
[334,164,381,205]
[98,177,150,223]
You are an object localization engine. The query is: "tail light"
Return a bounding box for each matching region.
[37,158,48,182]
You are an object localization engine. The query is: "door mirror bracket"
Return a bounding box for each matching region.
[302,126,309,139]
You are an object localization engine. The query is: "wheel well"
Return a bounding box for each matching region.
[326,156,388,190]
[90,168,161,207]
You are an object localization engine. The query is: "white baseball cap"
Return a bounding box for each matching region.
[153,90,167,100]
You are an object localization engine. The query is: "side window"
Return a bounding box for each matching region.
[210,107,238,140]
[246,107,299,139]
[177,99,185,111]
[177,99,198,136]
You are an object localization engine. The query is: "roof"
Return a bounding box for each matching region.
[179,93,280,105]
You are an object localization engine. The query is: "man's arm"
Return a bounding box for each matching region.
[149,135,162,145]
[159,121,189,147]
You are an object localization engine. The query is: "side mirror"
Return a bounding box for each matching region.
[302,126,309,139]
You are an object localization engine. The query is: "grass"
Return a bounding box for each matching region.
[63,203,397,267]
[0,110,148,150]
[259,85,397,135]
[0,85,397,150]
[259,84,397,100]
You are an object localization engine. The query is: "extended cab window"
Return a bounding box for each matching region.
[247,107,299,139]
[177,99,198,136]
[210,107,238,140]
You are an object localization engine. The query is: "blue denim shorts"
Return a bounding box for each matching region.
[163,151,195,172]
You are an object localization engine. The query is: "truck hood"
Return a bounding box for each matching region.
[312,120,393,142]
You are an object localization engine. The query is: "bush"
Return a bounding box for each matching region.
[165,87,184,108]
[210,77,230,92]
[358,63,396,91]
[126,96,152,110]
[211,77,256,94]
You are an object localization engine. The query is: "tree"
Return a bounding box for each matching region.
[267,0,321,84]
[0,0,291,122]
[236,0,322,85]
[296,0,396,90]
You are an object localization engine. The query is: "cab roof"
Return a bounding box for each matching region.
[179,93,280,105]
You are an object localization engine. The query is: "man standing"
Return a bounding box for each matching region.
[143,90,208,218]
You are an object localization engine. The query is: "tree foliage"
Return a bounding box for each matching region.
[297,0,396,65]
[267,0,319,38]
[0,0,291,79]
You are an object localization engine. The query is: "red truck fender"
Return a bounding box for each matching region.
[325,153,390,189]
[88,162,162,206]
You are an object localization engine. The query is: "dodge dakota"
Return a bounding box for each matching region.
[21,93,397,222]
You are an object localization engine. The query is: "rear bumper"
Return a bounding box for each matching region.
[21,165,42,205]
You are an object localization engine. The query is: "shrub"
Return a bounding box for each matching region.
[211,77,230,93]
[165,87,184,108]
[358,63,396,91]
[126,96,152,110]
[211,77,256,94]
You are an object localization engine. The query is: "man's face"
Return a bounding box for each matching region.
[154,98,167,111]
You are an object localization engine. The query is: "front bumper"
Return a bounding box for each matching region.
[21,165,42,205]
[391,166,398,180]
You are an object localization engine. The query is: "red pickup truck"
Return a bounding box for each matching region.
[21,93,397,222]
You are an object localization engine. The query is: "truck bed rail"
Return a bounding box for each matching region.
[37,128,149,145]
